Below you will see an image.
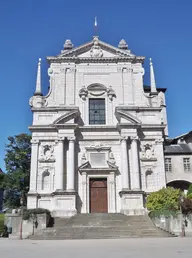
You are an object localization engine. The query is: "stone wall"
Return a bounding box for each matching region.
[151,213,192,236]
[4,213,49,239]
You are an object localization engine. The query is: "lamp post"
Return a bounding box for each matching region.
[20,193,24,240]
[179,195,185,237]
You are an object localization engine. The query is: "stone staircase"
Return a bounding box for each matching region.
[30,213,174,240]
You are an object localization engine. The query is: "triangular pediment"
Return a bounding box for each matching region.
[115,109,141,124]
[57,37,135,59]
[53,109,80,125]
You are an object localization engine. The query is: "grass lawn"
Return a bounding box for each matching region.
[0,214,4,233]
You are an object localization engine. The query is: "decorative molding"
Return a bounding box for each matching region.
[31,139,39,145]
[68,136,76,142]
[39,143,55,162]
[85,142,111,152]
[140,143,156,162]
[90,36,103,58]
[79,86,88,101]
[107,86,116,101]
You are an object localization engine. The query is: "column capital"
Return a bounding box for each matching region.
[30,139,39,145]
[68,136,76,142]
[120,136,128,142]
[55,137,64,145]
[131,136,139,142]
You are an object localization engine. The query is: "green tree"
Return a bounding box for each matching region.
[146,187,181,212]
[0,133,31,208]
[187,184,192,198]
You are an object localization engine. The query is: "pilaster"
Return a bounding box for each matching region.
[131,136,140,190]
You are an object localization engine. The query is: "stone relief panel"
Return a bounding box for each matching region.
[39,142,55,162]
[140,142,157,161]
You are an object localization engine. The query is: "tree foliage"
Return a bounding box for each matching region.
[0,134,31,208]
[181,197,192,215]
[146,187,181,212]
[187,184,192,196]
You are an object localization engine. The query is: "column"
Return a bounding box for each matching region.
[81,172,87,213]
[29,140,39,192]
[55,139,64,190]
[67,137,75,191]
[121,137,129,189]
[131,137,140,190]
[109,172,116,212]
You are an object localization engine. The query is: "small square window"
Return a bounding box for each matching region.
[165,158,172,172]
[183,158,191,172]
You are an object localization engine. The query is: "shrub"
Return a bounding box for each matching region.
[187,184,192,196]
[146,187,181,212]
[23,208,50,220]
[181,198,192,215]
[0,214,4,233]
[187,193,192,199]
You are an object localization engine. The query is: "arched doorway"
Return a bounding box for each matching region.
[167,180,191,192]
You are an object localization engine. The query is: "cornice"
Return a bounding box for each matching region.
[29,123,78,132]
[31,106,79,112]
[116,106,162,112]
[47,56,145,64]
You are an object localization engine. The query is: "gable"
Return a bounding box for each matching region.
[57,37,135,59]
[53,110,80,125]
[115,109,142,125]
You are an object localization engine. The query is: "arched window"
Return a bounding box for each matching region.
[146,169,154,190]
[42,170,50,191]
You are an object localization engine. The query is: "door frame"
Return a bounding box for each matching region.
[84,173,116,214]
[89,177,108,213]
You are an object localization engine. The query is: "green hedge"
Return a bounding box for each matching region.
[23,208,50,220]
[0,214,4,233]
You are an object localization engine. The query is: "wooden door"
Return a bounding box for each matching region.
[90,178,108,213]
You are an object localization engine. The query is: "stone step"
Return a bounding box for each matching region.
[29,214,174,240]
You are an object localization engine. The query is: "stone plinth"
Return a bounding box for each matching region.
[119,190,146,216]
[51,191,77,217]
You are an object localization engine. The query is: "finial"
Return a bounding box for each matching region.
[94,17,98,36]
[149,57,157,94]
[34,57,42,96]
[64,39,73,50]
[118,39,128,49]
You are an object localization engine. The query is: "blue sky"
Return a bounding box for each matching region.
[0,0,192,171]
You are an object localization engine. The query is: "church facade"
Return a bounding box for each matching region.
[27,36,168,217]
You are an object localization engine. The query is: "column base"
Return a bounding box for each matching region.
[119,189,146,216]
[51,191,77,218]
[27,192,39,209]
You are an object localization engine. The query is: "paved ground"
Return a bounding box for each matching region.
[0,238,191,258]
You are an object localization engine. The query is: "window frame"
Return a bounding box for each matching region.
[183,157,191,172]
[165,158,172,172]
[89,98,106,125]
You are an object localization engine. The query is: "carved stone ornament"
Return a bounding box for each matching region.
[88,142,110,152]
[81,152,87,164]
[79,86,88,101]
[90,37,103,58]
[108,152,116,164]
[63,39,73,50]
[141,143,156,161]
[118,39,128,50]
[107,86,116,101]
[39,143,55,162]
[29,96,46,108]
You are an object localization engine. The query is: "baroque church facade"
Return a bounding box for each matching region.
[27,36,168,217]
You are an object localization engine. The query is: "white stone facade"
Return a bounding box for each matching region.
[27,36,168,217]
